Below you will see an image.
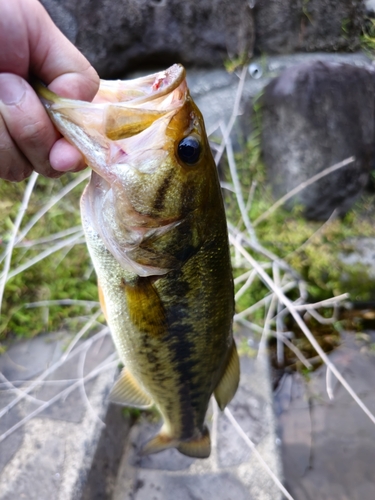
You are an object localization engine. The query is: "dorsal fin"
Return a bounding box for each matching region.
[109,368,153,408]
[214,340,240,411]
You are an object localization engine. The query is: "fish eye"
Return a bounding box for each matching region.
[177,136,201,165]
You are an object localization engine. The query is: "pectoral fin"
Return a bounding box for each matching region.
[214,340,240,411]
[123,277,167,337]
[109,368,153,408]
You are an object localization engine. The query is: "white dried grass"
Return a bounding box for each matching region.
[0,63,370,500]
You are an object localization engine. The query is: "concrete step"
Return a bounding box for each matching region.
[112,354,283,500]
[0,330,283,500]
[0,330,128,500]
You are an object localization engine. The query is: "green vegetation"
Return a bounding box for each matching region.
[2,94,375,346]
[0,174,99,341]
[223,130,375,323]
[302,0,312,24]
[122,405,160,423]
[361,16,375,53]
[224,51,252,74]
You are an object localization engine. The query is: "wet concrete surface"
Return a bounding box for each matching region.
[274,330,375,500]
[113,354,283,500]
[0,330,128,500]
[0,331,283,500]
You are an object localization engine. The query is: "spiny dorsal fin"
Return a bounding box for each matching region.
[214,340,240,411]
[109,368,153,408]
[105,105,166,140]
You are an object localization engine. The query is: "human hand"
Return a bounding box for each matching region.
[0,0,99,182]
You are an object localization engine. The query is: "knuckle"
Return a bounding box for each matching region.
[19,120,51,147]
[0,161,32,182]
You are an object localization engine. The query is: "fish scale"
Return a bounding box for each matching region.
[34,64,239,458]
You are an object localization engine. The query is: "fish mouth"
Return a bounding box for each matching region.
[98,65,188,143]
[95,64,186,106]
[35,64,189,180]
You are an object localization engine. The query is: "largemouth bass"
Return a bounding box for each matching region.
[35,65,239,458]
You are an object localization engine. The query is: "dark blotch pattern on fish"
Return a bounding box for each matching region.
[152,170,174,212]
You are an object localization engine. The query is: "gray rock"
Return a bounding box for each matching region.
[122,470,252,500]
[39,0,78,43]
[113,348,283,500]
[40,0,254,78]
[0,331,128,500]
[339,238,375,279]
[275,331,375,499]
[260,61,375,220]
[217,383,268,468]
[365,0,375,14]
[254,0,365,55]
[184,53,373,149]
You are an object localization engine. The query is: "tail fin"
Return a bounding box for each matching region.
[177,426,211,459]
[214,340,240,411]
[141,427,211,459]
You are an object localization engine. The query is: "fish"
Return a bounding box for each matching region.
[34,64,239,458]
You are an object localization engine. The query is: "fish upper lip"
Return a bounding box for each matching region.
[95,64,187,106]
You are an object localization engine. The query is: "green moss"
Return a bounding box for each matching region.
[302,0,313,24]
[2,93,375,342]
[0,173,98,339]
[122,405,160,423]
[361,16,375,53]
[224,52,251,74]
[223,99,375,326]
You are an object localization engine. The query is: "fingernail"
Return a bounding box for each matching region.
[0,74,26,105]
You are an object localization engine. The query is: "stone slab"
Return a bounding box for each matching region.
[274,330,375,500]
[113,350,284,500]
[40,0,254,78]
[186,52,373,147]
[0,331,129,500]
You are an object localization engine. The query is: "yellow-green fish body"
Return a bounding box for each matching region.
[35,65,239,458]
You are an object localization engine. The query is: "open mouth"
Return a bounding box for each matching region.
[95,64,186,106]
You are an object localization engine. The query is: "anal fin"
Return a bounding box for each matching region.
[141,433,177,456]
[214,340,240,411]
[109,367,153,408]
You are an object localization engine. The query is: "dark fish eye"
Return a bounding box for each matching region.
[177,136,201,165]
